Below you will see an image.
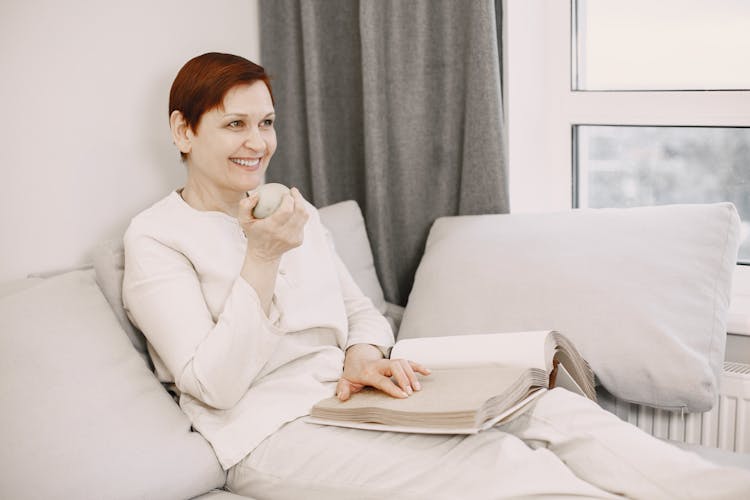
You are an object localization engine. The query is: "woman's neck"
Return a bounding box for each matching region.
[180,179,244,217]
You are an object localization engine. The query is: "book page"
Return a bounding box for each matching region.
[391,331,553,371]
[306,389,547,435]
[553,362,585,397]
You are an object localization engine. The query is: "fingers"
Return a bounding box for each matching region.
[290,186,305,202]
[336,378,351,401]
[239,190,308,263]
[266,187,309,226]
[409,360,432,376]
[270,191,295,220]
[240,186,306,224]
[338,357,431,401]
[287,188,310,229]
[370,359,431,399]
[392,359,431,394]
[338,360,410,400]
[369,372,410,399]
[336,378,365,402]
[389,360,415,395]
[241,187,308,243]
[238,194,260,225]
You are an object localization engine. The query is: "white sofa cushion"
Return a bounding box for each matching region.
[398,203,741,412]
[0,275,43,296]
[318,200,387,315]
[93,238,151,367]
[0,270,225,499]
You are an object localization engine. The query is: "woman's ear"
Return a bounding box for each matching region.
[170,110,192,155]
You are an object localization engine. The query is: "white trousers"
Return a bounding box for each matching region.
[227,388,750,499]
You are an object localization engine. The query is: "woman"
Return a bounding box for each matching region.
[123,52,750,499]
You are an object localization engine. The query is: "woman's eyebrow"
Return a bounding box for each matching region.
[222,112,249,119]
[222,111,276,119]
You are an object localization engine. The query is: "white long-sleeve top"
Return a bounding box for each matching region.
[122,191,394,469]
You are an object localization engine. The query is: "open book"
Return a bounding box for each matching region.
[307,330,596,434]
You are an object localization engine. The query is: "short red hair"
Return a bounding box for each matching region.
[169,52,273,135]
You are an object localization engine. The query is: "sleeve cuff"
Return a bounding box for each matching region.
[233,277,283,333]
[378,344,393,358]
[344,341,393,359]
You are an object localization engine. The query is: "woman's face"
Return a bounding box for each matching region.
[185,81,277,196]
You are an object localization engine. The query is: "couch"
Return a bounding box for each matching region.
[2,199,749,500]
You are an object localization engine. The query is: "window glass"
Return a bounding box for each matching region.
[574,0,750,91]
[575,125,750,262]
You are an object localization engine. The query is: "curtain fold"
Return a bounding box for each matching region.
[260,0,507,306]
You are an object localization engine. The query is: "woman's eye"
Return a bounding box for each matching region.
[228,120,243,128]
[261,118,274,127]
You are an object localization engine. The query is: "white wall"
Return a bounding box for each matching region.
[0,0,260,281]
[505,0,562,213]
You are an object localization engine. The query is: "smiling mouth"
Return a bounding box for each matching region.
[231,158,260,168]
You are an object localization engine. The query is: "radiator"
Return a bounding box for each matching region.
[598,361,750,453]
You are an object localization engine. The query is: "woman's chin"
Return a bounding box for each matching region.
[235,174,265,192]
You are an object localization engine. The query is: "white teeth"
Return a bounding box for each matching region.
[232,158,260,167]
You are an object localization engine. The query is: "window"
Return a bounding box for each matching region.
[575,125,750,262]
[568,0,750,264]
[504,0,750,266]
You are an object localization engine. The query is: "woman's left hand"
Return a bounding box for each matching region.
[336,344,431,401]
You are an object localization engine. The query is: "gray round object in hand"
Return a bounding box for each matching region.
[252,183,291,218]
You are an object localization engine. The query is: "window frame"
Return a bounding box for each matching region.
[571,0,750,93]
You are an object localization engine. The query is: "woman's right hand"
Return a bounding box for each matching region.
[237,187,309,315]
[238,187,309,263]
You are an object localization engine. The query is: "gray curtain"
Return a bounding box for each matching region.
[260,0,507,306]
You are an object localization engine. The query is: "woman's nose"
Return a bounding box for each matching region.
[243,127,264,151]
